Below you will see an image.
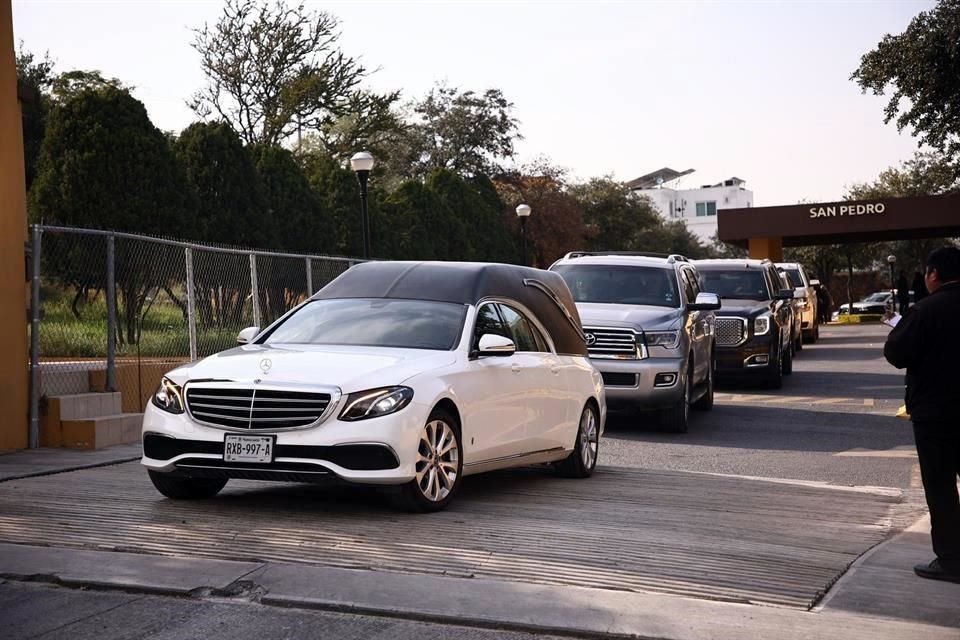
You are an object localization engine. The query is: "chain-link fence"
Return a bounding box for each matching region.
[28,225,357,446]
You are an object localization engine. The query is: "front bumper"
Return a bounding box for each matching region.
[141,400,428,486]
[592,355,686,410]
[715,337,776,377]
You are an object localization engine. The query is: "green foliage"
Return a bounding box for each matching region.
[425,170,513,262]
[15,45,55,191]
[173,122,267,246]
[382,84,521,182]
[190,0,397,147]
[299,150,369,256]
[252,144,332,254]
[50,69,126,102]
[852,0,960,175]
[29,86,195,234]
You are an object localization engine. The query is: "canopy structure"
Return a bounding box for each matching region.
[717,193,960,260]
[315,261,589,356]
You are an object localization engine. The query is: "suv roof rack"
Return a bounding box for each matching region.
[561,251,690,264]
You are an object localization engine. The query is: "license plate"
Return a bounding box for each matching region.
[223,434,274,463]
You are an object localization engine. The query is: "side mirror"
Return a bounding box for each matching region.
[236,326,260,345]
[775,289,794,301]
[809,279,821,287]
[688,292,721,311]
[477,334,516,357]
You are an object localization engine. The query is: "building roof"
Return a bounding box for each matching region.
[626,167,695,190]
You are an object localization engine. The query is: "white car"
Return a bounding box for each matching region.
[142,262,606,512]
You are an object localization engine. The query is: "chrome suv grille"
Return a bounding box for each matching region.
[715,317,747,346]
[582,326,643,359]
[185,387,332,430]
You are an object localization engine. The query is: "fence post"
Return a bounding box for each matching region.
[27,225,42,449]
[106,234,116,392]
[250,253,261,328]
[185,247,197,361]
[305,257,313,296]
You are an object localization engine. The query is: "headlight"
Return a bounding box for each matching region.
[754,314,771,336]
[644,331,680,349]
[152,377,184,414]
[339,386,414,422]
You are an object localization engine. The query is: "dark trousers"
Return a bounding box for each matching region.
[913,421,960,569]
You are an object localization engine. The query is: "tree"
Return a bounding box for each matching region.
[570,178,659,251]
[852,0,960,174]
[190,0,397,147]
[383,83,521,182]
[15,46,55,191]
[49,69,125,102]
[29,86,197,344]
[173,122,268,247]
[495,160,585,267]
[253,144,330,254]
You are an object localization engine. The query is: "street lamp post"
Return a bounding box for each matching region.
[516,204,531,266]
[887,254,897,291]
[350,151,375,260]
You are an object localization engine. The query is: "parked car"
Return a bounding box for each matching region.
[776,262,819,343]
[778,269,804,355]
[833,291,912,317]
[549,252,721,433]
[142,261,606,512]
[692,259,799,389]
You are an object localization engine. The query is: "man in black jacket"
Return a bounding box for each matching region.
[884,246,960,583]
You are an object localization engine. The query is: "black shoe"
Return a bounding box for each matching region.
[914,559,960,584]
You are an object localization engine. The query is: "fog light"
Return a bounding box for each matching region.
[744,354,770,367]
[654,373,678,387]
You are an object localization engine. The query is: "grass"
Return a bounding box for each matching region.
[37,284,249,358]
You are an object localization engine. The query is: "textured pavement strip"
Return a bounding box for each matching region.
[0,461,905,609]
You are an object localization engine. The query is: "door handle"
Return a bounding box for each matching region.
[511,364,521,373]
[550,365,560,375]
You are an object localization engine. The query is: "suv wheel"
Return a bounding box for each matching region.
[148,471,227,500]
[766,345,784,389]
[783,341,794,375]
[692,355,714,412]
[662,370,691,433]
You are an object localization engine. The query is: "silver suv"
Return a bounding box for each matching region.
[550,252,721,433]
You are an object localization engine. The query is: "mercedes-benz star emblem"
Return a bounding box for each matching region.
[585,333,597,346]
[259,358,272,374]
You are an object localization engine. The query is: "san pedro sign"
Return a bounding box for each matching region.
[809,202,886,218]
[717,192,960,248]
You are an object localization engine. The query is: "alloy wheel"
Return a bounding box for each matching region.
[579,405,599,470]
[415,419,460,503]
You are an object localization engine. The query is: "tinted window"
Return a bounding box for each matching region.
[498,304,540,352]
[473,303,509,350]
[679,269,696,304]
[264,299,465,350]
[783,269,803,287]
[553,265,680,308]
[699,269,771,301]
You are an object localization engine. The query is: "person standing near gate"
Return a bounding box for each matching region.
[896,270,910,314]
[884,246,960,583]
[912,270,928,304]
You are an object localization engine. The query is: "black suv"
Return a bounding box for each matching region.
[691,259,797,388]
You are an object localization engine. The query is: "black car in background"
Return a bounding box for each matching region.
[692,259,798,389]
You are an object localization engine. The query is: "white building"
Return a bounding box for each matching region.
[627,168,754,245]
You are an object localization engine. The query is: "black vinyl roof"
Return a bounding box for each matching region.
[314,262,588,356]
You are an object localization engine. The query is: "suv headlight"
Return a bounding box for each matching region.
[754,314,771,336]
[644,331,680,349]
[152,377,184,414]
[339,386,414,421]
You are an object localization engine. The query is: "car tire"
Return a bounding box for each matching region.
[148,471,227,500]
[813,324,820,341]
[794,332,803,352]
[556,403,600,478]
[783,341,794,375]
[390,408,463,513]
[692,355,714,412]
[661,370,691,433]
[766,345,784,389]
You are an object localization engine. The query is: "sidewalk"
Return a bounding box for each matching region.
[0,445,956,640]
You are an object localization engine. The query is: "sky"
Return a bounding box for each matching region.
[12,0,937,206]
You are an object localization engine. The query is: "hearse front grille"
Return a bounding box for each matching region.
[185,387,332,430]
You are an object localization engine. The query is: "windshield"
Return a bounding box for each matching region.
[862,292,890,302]
[262,298,466,350]
[552,264,680,308]
[782,269,803,288]
[699,270,770,301]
